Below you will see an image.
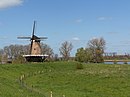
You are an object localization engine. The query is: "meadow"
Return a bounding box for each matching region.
[0,61,130,97]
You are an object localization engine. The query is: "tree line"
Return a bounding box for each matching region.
[0,43,53,63]
[0,37,106,63]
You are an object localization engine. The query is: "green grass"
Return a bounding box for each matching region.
[0,62,130,97]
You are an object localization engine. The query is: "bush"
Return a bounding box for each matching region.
[12,55,26,64]
[124,61,128,64]
[113,60,117,64]
[76,63,83,69]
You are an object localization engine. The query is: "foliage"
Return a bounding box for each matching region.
[75,37,106,63]
[87,37,105,63]
[40,43,54,61]
[0,55,2,62]
[113,60,117,64]
[41,43,54,56]
[75,47,92,62]
[53,54,59,61]
[59,41,73,60]
[12,55,26,64]
[76,63,83,69]
[3,44,30,58]
[123,59,128,64]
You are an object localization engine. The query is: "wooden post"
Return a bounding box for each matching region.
[50,91,52,97]
[63,95,65,97]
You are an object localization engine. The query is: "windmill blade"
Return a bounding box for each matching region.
[35,39,46,41]
[34,37,48,41]
[32,21,36,37]
[39,37,48,39]
[17,36,31,39]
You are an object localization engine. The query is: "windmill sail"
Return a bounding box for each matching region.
[18,21,48,62]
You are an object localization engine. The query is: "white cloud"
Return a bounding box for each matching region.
[98,17,106,21]
[107,32,118,34]
[75,19,83,23]
[97,17,112,21]
[0,0,23,9]
[72,37,80,41]
[91,37,98,40]
[0,36,8,39]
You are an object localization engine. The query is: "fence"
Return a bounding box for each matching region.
[18,70,66,97]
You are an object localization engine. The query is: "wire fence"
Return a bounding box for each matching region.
[18,70,66,97]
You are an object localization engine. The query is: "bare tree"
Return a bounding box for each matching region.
[41,43,54,60]
[3,44,30,58]
[59,41,73,60]
[87,37,106,63]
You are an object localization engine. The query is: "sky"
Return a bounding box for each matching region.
[0,0,130,56]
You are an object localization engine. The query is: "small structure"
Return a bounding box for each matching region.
[18,21,48,62]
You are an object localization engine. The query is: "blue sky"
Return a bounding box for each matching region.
[0,0,130,56]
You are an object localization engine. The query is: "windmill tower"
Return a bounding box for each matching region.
[18,21,48,62]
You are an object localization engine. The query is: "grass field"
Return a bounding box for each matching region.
[0,61,130,97]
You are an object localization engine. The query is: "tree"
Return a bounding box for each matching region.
[87,37,106,63]
[41,43,54,61]
[75,47,93,63]
[75,37,106,63]
[53,54,59,61]
[0,49,4,63]
[59,41,73,60]
[3,44,29,58]
[0,43,54,63]
[75,48,86,62]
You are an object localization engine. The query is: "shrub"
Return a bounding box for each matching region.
[76,63,83,69]
[124,61,128,64]
[113,60,117,64]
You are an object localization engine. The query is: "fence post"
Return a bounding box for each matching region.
[50,91,52,97]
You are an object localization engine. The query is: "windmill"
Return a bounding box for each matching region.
[18,21,48,62]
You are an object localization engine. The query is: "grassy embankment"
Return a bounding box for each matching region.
[0,61,130,97]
